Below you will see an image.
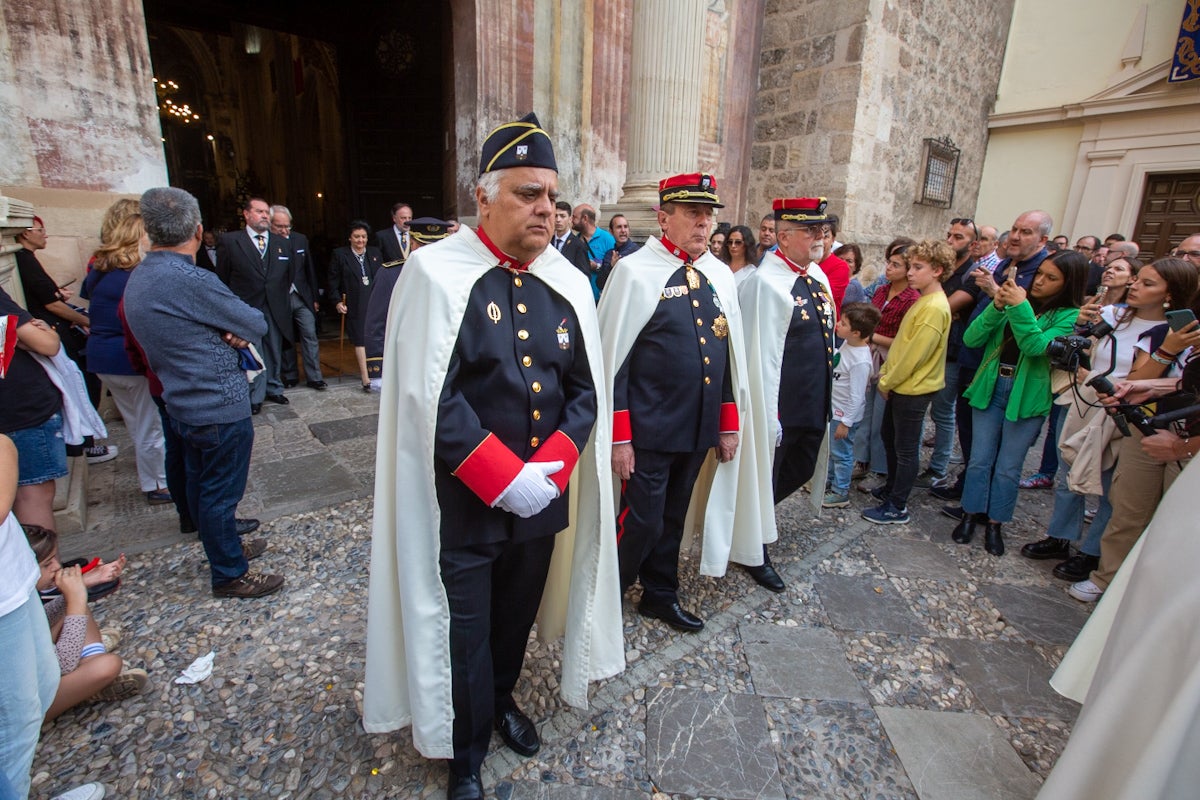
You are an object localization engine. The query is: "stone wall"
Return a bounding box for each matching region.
[749,0,1015,257]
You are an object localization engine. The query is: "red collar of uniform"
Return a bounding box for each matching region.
[476,226,530,271]
[777,252,808,276]
[659,235,696,265]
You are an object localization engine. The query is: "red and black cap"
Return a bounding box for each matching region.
[658,173,724,208]
[479,112,557,175]
[773,197,831,224]
[408,217,452,244]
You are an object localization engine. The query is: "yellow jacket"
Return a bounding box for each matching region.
[877,291,951,396]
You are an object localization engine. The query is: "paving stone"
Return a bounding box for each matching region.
[501,783,647,800]
[308,414,381,445]
[979,583,1091,644]
[249,451,362,516]
[875,707,1041,800]
[645,687,784,799]
[766,698,917,799]
[937,638,1080,720]
[740,624,868,703]
[868,537,964,580]
[813,574,926,636]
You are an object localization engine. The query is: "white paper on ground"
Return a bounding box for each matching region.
[175,650,216,684]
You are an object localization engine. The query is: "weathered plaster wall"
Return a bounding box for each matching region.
[750,0,1014,257]
[976,124,1083,235]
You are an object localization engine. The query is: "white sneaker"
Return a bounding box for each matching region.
[1068,579,1104,603]
[51,783,106,800]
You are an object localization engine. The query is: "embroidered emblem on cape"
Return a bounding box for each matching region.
[487,302,502,324]
[711,314,729,339]
[556,319,570,350]
[686,267,701,290]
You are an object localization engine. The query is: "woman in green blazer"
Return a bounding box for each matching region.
[951,251,1090,555]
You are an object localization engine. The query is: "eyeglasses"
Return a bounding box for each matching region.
[950,217,979,239]
[1074,244,1094,252]
[1172,249,1200,259]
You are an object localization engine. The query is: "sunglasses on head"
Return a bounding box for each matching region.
[951,217,980,240]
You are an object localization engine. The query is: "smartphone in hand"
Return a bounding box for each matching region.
[1166,309,1197,332]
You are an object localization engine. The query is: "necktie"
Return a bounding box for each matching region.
[255,234,266,256]
[556,237,564,251]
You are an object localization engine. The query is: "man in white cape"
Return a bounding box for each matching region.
[737,197,837,592]
[598,172,772,634]
[363,113,623,800]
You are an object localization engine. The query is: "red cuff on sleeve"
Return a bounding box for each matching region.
[613,409,632,444]
[530,430,581,495]
[719,402,739,434]
[452,433,524,506]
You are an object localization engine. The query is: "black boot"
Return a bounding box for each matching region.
[951,512,984,544]
[742,545,785,593]
[984,522,1004,556]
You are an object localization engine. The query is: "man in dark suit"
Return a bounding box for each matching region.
[376,202,412,264]
[216,196,292,412]
[270,205,327,390]
[550,200,591,277]
[195,229,219,272]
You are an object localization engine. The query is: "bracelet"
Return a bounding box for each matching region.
[1156,347,1180,359]
[1149,352,1175,367]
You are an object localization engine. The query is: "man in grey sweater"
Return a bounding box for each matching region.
[124,187,284,599]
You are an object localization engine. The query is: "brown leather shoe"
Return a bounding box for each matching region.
[242,538,268,561]
[212,572,284,598]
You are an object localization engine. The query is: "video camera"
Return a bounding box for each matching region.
[1045,318,1115,373]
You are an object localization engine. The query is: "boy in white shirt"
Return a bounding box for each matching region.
[824,303,881,507]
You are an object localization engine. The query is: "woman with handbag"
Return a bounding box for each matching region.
[951,250,1089,555]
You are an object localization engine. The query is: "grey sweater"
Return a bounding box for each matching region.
[124,250,268,425]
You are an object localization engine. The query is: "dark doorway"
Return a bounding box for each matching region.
[142,0,448,252]
[1134,171,1200,260]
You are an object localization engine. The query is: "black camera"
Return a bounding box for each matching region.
[1046,335,1093,372]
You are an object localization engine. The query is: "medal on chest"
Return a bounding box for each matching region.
[557,319,570,350]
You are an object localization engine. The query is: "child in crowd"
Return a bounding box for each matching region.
[863,240,954,524]
[824,303,881,508]
[24,525,146,721]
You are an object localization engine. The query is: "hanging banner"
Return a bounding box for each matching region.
[1170,0,1200,82]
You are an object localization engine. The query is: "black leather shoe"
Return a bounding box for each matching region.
[1053,552,1098,581]
[447,772,484,800]
[180,517,196,534]
[984,522,1004,556]
[266,393,289,405]
[1020,537,1071,560]
[251,403,262,415]
[742,563,786,593]
[638,598,703,632]
[941,505,965,521]
[951,514,982,544]
[283,379,298,388]
[495,708,540,756]
[306,380,328,391]
[236,518,261,536]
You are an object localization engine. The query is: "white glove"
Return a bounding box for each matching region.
[369,378,382,393]
[493,460,563,518]
[776,419,784,448]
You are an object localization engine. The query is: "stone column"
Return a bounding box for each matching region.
[0,194,35,303]
[602,0,707,239]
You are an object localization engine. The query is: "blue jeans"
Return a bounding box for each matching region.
[927,360,959,476]
[1036,402,1063,476]
[171,416,255,586]
[1043,408,1112,555]
[827,419,856,494]
[853,386,888,474]
[155,397,190,524]
[0,588,60,798]
[960,376,1046,523]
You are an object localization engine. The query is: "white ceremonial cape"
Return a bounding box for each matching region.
[596,237,772,575]
[738,251,834,520]
[363,226,625,757]
[1038,457,1200,799]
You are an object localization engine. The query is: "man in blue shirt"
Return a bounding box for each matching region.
[572,204,614,301]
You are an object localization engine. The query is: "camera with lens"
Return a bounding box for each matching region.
[1046,335,1093,372]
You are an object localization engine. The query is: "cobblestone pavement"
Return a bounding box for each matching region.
[37,384,1088,799]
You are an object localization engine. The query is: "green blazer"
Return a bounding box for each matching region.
[963,302,1077,421]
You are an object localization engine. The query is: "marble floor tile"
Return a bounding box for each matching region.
[936,638,1080,720]
[868,538,965,580]
[978,583,1091,644]
[813,574,927,636]
[740,624,868,703]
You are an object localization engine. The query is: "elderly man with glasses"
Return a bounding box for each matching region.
[1172,234,1200,265]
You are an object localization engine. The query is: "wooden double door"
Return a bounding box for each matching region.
[1134,172,1200,259]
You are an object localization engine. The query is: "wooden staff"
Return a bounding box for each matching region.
[338,293,347,382]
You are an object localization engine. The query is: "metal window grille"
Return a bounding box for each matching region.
[917,136,960,208]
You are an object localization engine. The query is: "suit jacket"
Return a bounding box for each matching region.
[288,231,321,309]
[377,227,410,265]
[557,232,591,278]
[196,245,218,273]
[216,230,293,340]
